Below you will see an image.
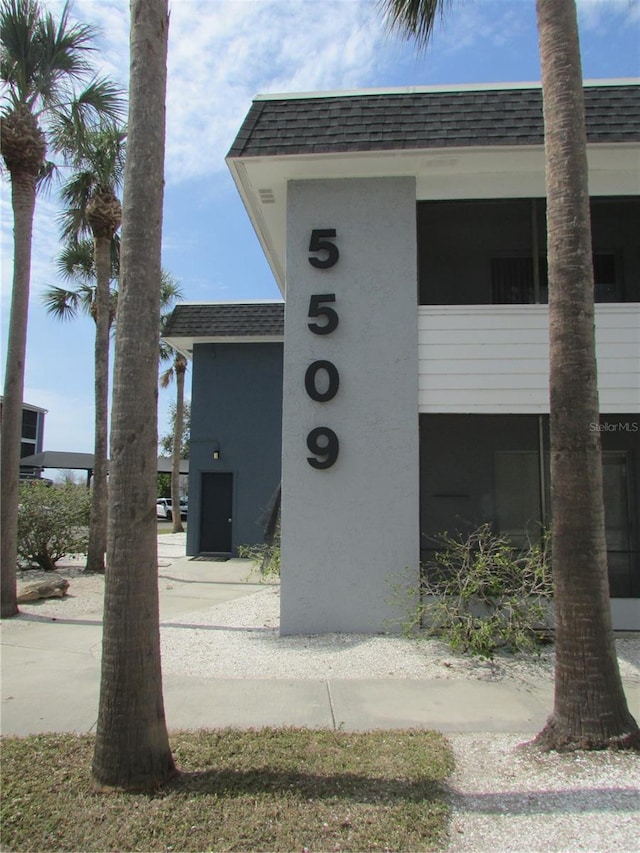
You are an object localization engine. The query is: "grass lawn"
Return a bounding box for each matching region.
[157,524,187,535]
[1,728,453,852]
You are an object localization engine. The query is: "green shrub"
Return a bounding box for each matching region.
[238,524,281,578]
[400,524,553,658]
[17,481,91,571]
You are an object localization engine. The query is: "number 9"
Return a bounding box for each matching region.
[306,427,339,469]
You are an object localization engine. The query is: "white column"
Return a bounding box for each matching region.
[281,177,419,634]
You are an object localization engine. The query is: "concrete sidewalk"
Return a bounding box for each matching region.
[1,554,637,738]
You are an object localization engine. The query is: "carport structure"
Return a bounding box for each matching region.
[19,451,188,487]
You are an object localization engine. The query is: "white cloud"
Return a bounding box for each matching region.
[577,0,640,29]
[163,0,386,182]
[36,1,388,183]
[30,0,637,191]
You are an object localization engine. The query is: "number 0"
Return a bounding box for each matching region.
[305,360,339,402]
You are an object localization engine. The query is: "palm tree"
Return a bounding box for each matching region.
[45,237,119,326]
[382,0,639,749]
[92,0,175,790]
[160,278,187,534]
[532,0,638,751]
[42,124,125,574]
[159,354,188,533]
[45,258,182,549]
[0,0,123,617]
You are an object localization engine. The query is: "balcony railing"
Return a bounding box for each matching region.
[418,303,640,414]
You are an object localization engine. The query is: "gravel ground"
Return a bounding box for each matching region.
[157,583,640,685]
[445,733,640,853]
[13,533,640,853]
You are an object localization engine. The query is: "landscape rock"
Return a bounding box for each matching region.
[17,573,70,603]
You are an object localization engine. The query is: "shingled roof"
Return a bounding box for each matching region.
[162,302,284,342]
[228,83,640,159]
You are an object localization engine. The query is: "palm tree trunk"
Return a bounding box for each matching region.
[534,0,638,750]
[92,0,174,789]
[1,172,37,618]
[170,358,186,534]
[85,235,110,573]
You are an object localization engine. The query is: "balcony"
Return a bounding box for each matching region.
[418,303,640,413]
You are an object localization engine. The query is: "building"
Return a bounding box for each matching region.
[0,398,48,479]
[164,302,283,556]
[163,80,640,633]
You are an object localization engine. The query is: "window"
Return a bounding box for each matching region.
[603,452,636,597]
[21,409,38,441]
[494,451,545,546]
[20,441,35,459]
[494,448,637,597]
[491,252,619,304]
[491,257,546,304]
[593,253,619,302]
[20,410,39,459]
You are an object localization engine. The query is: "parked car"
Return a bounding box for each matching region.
[156,498,188,520]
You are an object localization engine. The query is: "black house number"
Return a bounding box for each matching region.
[306,228,340,469]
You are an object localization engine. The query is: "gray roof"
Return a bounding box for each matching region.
[19,451,188,474]
[162,303,284,339]
[19,451,97,470]
[228,83,640,159]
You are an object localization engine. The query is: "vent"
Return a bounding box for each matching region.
[259,188,275,204]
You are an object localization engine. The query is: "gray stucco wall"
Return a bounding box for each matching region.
[187,342,283,556]
[281,177,420,634]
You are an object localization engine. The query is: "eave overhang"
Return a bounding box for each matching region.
[226,140,640,295]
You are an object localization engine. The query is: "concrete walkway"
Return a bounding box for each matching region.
[1,552,637,738]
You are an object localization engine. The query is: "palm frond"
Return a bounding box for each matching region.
[37,1,95,88]
[159,364,174,388]
[2,0,125,134]
[58,170,93,234]
[380,0,451,47]
[160,271,184,308]
[0,0,41,103]
[41,283,87,319]
[69,76,126,126]
[56,238,95,281]
[35,157,56,192]
[159,273,185,377]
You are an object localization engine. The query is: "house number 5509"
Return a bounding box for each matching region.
[306,229,340,469]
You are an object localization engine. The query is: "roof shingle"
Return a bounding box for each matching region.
[162,303,284,339]
[227,84,640,159]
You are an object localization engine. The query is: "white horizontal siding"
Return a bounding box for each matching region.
[418,304,640,413]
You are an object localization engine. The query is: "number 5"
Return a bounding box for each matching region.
[308,294,338,335]
[309,229,339,269]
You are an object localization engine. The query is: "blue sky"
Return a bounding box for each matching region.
[1,0,639,468]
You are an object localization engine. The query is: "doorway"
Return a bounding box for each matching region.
[199,472,233,554]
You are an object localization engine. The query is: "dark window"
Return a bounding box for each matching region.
[494,450,545,546]
[491,257,547,304]
[493,448,637,597]
[602,452,636,598]
[491,252,618,304]
[593,253,619,302]
[20,441,36,459]
[21,409,38,441]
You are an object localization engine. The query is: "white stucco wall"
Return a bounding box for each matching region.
[280,177,420,634]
